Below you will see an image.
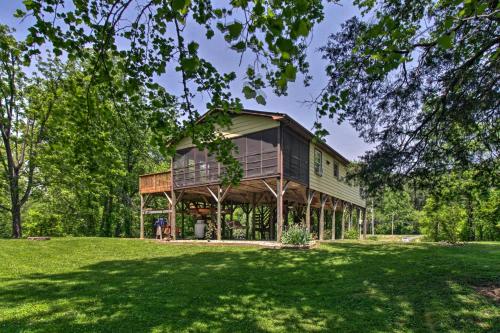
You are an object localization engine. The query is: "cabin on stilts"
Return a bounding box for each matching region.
[139,109,367,242]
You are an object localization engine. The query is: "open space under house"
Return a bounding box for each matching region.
[139,109,367,242]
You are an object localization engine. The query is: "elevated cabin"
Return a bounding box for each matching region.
[139,109,367,241]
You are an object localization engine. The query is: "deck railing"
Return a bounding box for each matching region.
[139,171,172,194]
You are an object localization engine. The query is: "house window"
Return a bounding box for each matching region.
[314,149,323,176]
[333,162,339,179]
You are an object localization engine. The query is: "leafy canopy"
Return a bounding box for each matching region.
[315,0,499,192]
[18,0,330,183]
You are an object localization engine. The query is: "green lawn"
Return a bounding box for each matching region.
[0,238,498,332]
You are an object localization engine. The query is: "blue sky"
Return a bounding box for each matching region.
[0,0,371,160]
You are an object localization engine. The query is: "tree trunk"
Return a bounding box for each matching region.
[10,173,22,238]
[11,204,22,238]
[466,195,475,241]
[391,213,395,236]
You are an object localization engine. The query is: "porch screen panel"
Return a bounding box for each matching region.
[173,128,278,188]
[283,127,309,184]
[245,132,261,177]
[260,128,278,175]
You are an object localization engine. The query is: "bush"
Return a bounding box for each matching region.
[344,229,359,239]
[281,224,312,245]
[205,220,216,240]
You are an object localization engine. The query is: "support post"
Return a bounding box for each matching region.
[140,194,144,239]
[306,189,314,232]
[331,199,338,240]
[319,194,327,241]
[363,208,368,239]
[171,190,176,240]
[341,202,346,240]
[217,196,222,240]
[277,177,283,242]
[181,202,185,239]
[358,207,363,240]
[251,193,256,240]
[348,205,352,231]
[170,156,176,240]
[207,185,231,241]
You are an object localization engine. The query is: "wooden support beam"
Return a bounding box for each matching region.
[276,177,283,242]
[305,189,315,232]
[282,180,291,196]
[206,186,218,202]
[358,207,363,240]
[319,194,328,241]
[217,188,222,240]
[261,179,277,197]
[171,189,176,240]
[164,191,172,205]
[363,208,368,239]
[251,193,257,240]
[341,202,347,240]
[331,199,338,240]
[206,185,231,241]
[140,194,144,239]
[143,209,171,215]
[348,204,353,231]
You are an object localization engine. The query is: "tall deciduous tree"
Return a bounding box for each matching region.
[315,0,499,192]
[0,26,61,238]
[19,0,329,183]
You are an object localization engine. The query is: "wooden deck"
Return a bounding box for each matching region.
[139,171,171,194]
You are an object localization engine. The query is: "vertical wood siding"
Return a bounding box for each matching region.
[308,143,366,207]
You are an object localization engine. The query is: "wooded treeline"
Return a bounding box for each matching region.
[0,27,171,238]
[369,171,499,241]
[1,0,498,241]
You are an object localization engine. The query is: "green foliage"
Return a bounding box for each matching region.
[16,0,328,186]
[419,198,466,244]
[281,224,312,245]
[344,228,359,240]
[205,220,216,240]
[374,188,419,235]
[418,171,499,243]
[317,1,499,193]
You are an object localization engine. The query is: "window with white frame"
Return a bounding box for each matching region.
[314,148,323,176]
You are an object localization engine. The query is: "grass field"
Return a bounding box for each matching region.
[0,238,498,332]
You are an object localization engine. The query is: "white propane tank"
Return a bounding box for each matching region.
[194,220,206,239]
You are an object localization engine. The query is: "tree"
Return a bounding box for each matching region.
[0,26,61,238]
[418,170,499,242]
[31,56,173,237]
[18,0,329,183]
[314,0,499,192]
[373,187,418,235]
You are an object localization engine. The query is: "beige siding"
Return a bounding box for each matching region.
[309,143,366,207]
[176,114,279,150]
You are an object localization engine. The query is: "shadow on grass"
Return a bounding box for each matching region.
[1,242,499,332]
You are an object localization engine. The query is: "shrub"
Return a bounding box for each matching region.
[281,224,312,245]
[344,229,359,239]
[205,220,216,240]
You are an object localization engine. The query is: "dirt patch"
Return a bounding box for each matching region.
[475,284,500,302]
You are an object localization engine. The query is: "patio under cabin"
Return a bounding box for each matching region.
[139,109,367,242]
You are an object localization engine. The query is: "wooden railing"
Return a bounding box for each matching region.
[139,171,172,194]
